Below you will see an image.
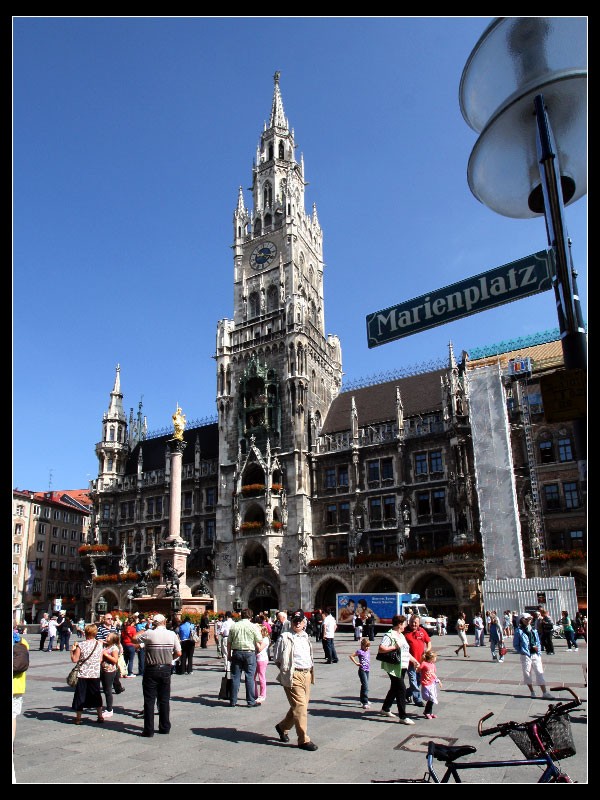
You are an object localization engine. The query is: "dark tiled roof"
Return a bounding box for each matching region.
[322,369,445,434]
[124,423,219,475]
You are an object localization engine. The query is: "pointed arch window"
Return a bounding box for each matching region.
[109,426,115,441]
[254,218,262,236]
[249,292,260,319]
[266,285,279,312]
[278,141,285,159]
[263,182,272,208]
[268,144,274,160]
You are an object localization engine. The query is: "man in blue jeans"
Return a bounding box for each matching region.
[227,608,262,707]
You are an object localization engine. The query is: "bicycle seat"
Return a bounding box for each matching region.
[429,743,477,762]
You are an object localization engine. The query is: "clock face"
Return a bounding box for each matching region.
[250,241,277,270]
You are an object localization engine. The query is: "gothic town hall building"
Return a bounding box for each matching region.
[87,75,586,619]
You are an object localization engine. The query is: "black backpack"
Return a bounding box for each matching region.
[13,642,29,675]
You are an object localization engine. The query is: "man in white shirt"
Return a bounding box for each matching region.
[274,610,317,751]
[321,608,338,663]
[473,613,485,647]
[220,611,235,672]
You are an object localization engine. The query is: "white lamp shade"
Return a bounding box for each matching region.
[460,17,587,219]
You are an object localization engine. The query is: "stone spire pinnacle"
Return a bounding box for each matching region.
[236,185,246,213]
[269,70,288,130]
[107,364,126,422]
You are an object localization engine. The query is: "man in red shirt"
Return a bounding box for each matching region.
[404,615,431,707]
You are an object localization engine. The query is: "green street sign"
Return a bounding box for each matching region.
[366,250,553,348]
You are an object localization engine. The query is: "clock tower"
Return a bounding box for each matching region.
[214,72,342,610]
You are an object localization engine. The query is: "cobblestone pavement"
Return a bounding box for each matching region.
[13,632,587,784]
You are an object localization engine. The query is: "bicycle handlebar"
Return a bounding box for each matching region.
[478,686,582,739]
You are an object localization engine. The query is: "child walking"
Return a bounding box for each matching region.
[349,636,371,709]
[418,650,442,719]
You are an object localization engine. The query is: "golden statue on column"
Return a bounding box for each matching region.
[172,404,186,440]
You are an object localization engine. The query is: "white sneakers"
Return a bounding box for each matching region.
[542,692,556,700]
[530,691,537,698]
[398,717,415,725]
[362,703,372,709]
[103,710,114,718]
[380,710,397,717]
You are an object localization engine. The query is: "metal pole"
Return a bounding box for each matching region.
[534,94,587,461]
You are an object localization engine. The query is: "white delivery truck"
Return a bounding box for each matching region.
[336,592,438,634]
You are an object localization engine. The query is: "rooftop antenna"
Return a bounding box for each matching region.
[48,469,53,491]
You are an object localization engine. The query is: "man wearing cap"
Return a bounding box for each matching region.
[227,608,262,707]
[273,610,318,751]
[134,613,181,736]
[513,613,555,700]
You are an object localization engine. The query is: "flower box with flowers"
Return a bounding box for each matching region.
[241,521,263,531]
[270,484,283,493]
[79,544,109,555]
[241,484,265,496]
[271,521,282,530]
[546,549,586,562]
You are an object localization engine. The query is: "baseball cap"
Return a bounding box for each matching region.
[291,611,305,624]
[153,613,166,624]
[520,613,533,623]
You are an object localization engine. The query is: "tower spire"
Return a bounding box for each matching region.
[269,70,288,130]
[107,364,126,422]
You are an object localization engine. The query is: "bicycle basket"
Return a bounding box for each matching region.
[508,715,576,760]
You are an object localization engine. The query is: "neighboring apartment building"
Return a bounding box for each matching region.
[12,489,92,622]
[84,75,586,620]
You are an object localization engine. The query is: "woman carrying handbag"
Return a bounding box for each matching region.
[377,614,420,725]
[70,624,104,724]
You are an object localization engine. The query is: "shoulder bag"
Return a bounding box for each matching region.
[67,641,99,687]
[376,630,402,664]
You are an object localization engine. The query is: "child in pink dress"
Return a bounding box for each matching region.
[418,650,442,719]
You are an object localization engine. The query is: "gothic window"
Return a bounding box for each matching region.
[432,489,446,516]
[326,503,337,526]
[383,495,396,521]
[310,300,317,324]
[254,218,262,236]
[558,437,573,462]
[266,285,278,312]
[417,491,431,517]
[539,440,554,464]
[226,366,231,394]
[205,519,215,544]
[268,144,274,160]
[415,453,427,476]
[249,292,260,318]
[109,426,115,441]
[325,468,336,490]
[263,182,272,207]
[278,141,284,159]
[219,365,225,395]
[264,213,272,228]
[429,451,443,473]
[543,484,560,511]
[368,497,382,527]
[563,482,580,509]
[107,458,113,472]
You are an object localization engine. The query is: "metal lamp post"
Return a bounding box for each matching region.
[460,17,587,462]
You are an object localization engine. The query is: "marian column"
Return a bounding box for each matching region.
[156,405,192,600]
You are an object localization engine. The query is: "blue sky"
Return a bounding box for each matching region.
[13,16,587,491]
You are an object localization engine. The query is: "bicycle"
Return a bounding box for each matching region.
[372,687,582,783]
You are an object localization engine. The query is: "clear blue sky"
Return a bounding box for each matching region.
[13,16,587,491]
